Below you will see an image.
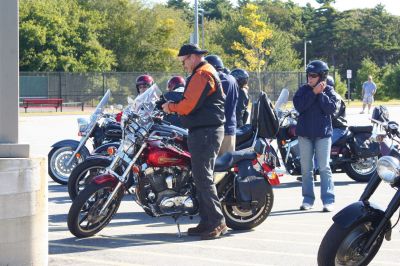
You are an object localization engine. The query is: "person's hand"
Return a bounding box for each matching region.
[162,102,171,114]
[313,81,326,94]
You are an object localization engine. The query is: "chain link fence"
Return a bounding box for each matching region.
[20,71,307,108]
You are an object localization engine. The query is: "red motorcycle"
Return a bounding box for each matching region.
[67,85,280,238]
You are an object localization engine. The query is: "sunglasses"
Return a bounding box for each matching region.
[308,73,319,78]
[180,55,191,65]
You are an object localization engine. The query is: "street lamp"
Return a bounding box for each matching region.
[304,40,312,70]
[193,0,199,45]
[198,8,205,48]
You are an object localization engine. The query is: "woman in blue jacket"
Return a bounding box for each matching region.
[293,60,337,212]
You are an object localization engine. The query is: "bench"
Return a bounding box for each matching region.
[23,98,63,112]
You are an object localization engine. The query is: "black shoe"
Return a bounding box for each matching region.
[200,223,228,240]
[187,223,208,236]
[296,176,302,182]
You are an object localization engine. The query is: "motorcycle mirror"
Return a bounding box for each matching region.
[275,88,289,111]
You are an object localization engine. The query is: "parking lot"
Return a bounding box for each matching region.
[19,106,400,266]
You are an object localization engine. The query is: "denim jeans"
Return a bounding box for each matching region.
[298,136,335,205]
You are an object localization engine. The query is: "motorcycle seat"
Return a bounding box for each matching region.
[214,151,257,172]
[348,126,373,134]
[236,124,254,145]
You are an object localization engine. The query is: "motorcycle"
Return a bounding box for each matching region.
[48,89,121,185]
[67,85,280,238]
[275,89,380,182]
[67,90,280,200]
[317,106,400,266]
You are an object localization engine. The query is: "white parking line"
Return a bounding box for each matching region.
[49,243,272,266]
[50,254,141,266]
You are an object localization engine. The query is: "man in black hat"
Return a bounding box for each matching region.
[162,43,227,240]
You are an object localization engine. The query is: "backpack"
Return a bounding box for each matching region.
[251,91,280,138]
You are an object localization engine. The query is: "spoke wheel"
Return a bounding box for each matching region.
[48,146,85,185]
[68,181,124,238]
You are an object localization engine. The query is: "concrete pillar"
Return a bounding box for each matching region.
[0,158,48,265]
[0,1,47,265]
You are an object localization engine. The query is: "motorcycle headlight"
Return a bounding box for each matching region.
[377,156,400,184]
[77,118,90,136]
[122,133,136,154]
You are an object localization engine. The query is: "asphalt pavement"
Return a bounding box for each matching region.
[19,106,400,266]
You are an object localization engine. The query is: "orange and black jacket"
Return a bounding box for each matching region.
[168,61,225,130]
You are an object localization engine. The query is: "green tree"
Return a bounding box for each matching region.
[231,3,273,91]
[19,0,116,71]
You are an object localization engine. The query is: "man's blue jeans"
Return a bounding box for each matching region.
[298,136,335,205]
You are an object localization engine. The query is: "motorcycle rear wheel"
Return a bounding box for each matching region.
[68,181,124,238]
[343,156,378,182]
[68,157,111,200]
[221,182,274,230]
[48,146,88,185]
[317,220,385,266]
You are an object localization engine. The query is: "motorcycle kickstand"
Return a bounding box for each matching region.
[172,215,182,238]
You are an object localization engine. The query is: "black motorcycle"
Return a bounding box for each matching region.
[317,105,400,266]
[275,89,380,182]
[48,89,122,185]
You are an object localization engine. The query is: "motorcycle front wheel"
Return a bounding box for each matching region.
[221,182,274,230]
[343,156,378,182]
[67,181,124,238]
[48,146,88,185]
[68,157,111,200]
[317,220,385,266]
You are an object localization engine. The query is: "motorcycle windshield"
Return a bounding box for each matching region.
[275,88,289,111]
[89,89,111,123]
[130,84,161,117]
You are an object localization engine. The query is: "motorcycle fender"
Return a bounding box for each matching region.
[333,201,387,229]
[51,139,80,149]
[51,139,91,156]
[92,174,118,185]
[93,142,120,154]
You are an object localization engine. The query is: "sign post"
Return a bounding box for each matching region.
[346,69,352,104]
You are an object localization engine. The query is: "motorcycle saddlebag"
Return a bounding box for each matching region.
[235,174,268,209]
[351,135,380,158]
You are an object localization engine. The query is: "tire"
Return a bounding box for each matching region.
[317,220,385,266]
[343,156,378,182]
[68,157,111,200]
[221,182,274,230]
[48,146,88,185]
[67,181,124,238]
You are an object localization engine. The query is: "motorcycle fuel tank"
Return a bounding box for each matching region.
[146,146,190,167]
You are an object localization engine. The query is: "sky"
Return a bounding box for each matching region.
[153,0,400,16]
[288,0,400,16]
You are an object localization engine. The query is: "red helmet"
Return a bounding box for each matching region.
[167,76,185,91]
[136,74,154,93]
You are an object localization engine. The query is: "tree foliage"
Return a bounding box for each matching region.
[17,0,400,98]
[19,0,116,71]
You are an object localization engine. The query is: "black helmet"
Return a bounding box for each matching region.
[205,55,224,71]
[327,75,335,87]
[230,68,249,87]
[306,60,329,80]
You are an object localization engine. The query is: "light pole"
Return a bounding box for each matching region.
[193,0,199,45]
[304,40,312,70]
[198,8,205,48]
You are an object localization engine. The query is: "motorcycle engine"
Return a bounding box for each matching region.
[141,166,197,215]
